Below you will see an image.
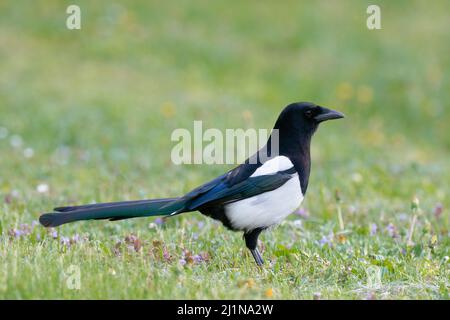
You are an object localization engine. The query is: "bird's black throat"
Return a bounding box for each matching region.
[266,126,314,195]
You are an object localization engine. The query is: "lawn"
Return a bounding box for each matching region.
[0,0,449,299]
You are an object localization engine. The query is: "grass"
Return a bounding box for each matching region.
[0,0,449,299]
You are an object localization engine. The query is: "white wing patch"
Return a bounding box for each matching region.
[250,156,294,177]
[224,174,303,231]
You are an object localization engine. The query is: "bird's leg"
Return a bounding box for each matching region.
[250,248,264,266]
[244,228,265,266]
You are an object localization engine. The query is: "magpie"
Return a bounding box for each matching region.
[39,102,344,266]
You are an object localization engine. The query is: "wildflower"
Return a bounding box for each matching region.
[36,183,49,194]
[386,223,398,238]
[60,236,71,247]
[154,217,165,225]
[70,234,81,245]
[294,208,309,219]
[292,220,302,229]
[197,221,205,229]
[8,228,23,238]
[193,254,202,263]
[23,148,34,158]
[265,288,273,298]
[319,233,334,247]
[370,223,377,236]
[20,224,32,235]
[125,234,142,252]
[50,229,58,239]
[434,203,443,219]
[9,223,35,239]
[163,248,171,262]
[179,258,187,266]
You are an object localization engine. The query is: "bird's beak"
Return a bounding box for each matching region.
[314,107,345,123]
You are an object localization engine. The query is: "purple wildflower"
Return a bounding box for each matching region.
[9,223,34,239]
[163,248,171,261]
[294,208,309,219]
[386,223,398,238]
[370,223,378,236]
[179,258,187,266]
[20,224,32,235]
[51,229,58,239]
[14,229,23,238]
[193,254,202,263]
[197,221,205,229]
[319,233,334,247]
[70,234,80,244]
[154,217,164,225]
[60,236,70,247]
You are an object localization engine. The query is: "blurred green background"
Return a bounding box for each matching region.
[0,1,448,299]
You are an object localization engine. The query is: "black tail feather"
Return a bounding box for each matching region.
[54,198,177,212]
[39,197,185,227]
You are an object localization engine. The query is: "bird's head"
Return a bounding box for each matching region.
[274,102,344,138]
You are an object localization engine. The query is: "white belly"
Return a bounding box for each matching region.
[224,174,303,231]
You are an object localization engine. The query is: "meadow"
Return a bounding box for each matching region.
[0,1,449,299]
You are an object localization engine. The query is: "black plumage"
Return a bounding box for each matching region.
[40,102,344,266]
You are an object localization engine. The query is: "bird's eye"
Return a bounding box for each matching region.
[305,110,313,118]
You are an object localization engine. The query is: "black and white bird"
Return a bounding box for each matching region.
[40,102,344,266]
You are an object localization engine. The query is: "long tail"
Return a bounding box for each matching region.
[39,198,185,227]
